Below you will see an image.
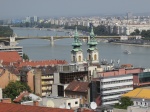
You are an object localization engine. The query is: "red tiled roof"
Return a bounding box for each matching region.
[0,102,74,112]
[0,51,22,65]
[13,91,29,103]
[65,80,89,93]
[19,60,68,68]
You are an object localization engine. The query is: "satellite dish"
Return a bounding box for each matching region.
[46,100,54,107]
[90,102,97,110]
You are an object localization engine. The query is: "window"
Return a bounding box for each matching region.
[94,54,97,60]
[73,56,75,62]
[75,101,78,104]
[78,55,81,62]
[68,103,71,106]
[89,55,91,60]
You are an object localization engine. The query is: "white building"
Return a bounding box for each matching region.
[42,96,80,109]
[100,74,133,105]
[91,68,142,106]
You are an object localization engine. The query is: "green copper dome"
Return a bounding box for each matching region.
[72,27,82,52]
[88,27,98,50]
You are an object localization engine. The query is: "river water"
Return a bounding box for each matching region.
[12,27,150,68]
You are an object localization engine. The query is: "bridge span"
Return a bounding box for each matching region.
[0,35,136,45]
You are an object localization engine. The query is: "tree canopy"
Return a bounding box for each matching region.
[23,53,29,60]
[3,81,31,101]
[0,26,13,37]
[114,97,133,109]
[130,29,150,39]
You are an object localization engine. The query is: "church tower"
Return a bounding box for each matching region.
[87,27,99,64]
[71,27,83,64]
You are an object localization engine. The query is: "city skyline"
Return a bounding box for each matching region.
[1,0,150,19]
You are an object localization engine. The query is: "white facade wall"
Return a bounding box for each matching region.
[54,73,60,83]
[100,75,133,105]
[52,84,58,96]
[42,97,80,109]
[0,88,2,99]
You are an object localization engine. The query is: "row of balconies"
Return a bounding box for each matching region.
[42,92,51,96]
[41,76,53,79]
[41,81,53,85]
[42,86,52,90]
[101,81,133,88]
[102,87,133,94]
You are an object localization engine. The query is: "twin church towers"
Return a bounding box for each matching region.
[71,27,99,65]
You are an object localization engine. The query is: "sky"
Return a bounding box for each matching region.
[1,0,150,19]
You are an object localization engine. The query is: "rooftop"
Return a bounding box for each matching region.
[19,60,68,68]
[0,51,22,64]
[65,80,89,92]
[0,102,74,112]
[122,88,150,99]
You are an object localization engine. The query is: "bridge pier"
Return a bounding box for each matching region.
[50,36,54,45]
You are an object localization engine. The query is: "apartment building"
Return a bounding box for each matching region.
[34,66,57,97]
[91,68,142,106]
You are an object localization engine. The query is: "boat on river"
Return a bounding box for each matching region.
[123,50,131,54]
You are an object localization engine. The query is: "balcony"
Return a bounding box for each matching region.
[102,94,122,100]
[42,81,53,86]
[102,100,118,105]
[102,87,133,94]
[102,81,133,88]
[41,76,53,79]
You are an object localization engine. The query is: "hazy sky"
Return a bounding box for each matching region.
[1,0,150,18]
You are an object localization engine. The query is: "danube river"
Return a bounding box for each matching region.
[12,27,150,68]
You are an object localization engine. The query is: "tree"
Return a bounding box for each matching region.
[130,29,140,36]
[3,81,31,101]
[0,26,13,37]
[23,53,29,60]
[114,97,133,109]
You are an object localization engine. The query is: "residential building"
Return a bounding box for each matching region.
[34,66,56,97]
[122,88,150,112]
[133,68,150,88]
[90,68,142,106]
[42,96,80,109]
[52,70,88,97]
[0,66,19,88]
[65,80,90,104]
[19,60,68,95]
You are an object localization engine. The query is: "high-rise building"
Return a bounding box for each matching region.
[25,16,30,23]
[127,12,133,20]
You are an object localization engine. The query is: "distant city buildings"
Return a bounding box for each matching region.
[1,13,150,36]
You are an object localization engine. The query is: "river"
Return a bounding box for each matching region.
[12,27,150,68]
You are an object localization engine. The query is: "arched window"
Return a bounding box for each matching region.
[89,55,91,60]
[79,55,81,62]
[73,56,75,62]
[94,54,97,60]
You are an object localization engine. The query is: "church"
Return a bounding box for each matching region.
[71,27,100,67]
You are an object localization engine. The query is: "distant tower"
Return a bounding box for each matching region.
[87,27,99,64]
[71,27,83,64]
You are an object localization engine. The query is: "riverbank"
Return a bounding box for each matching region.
[110,42,150,47]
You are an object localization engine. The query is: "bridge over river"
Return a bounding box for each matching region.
[0,35,136,45]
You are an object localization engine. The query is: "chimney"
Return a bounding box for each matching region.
[33,101,39,106]
[1,98,11,103]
